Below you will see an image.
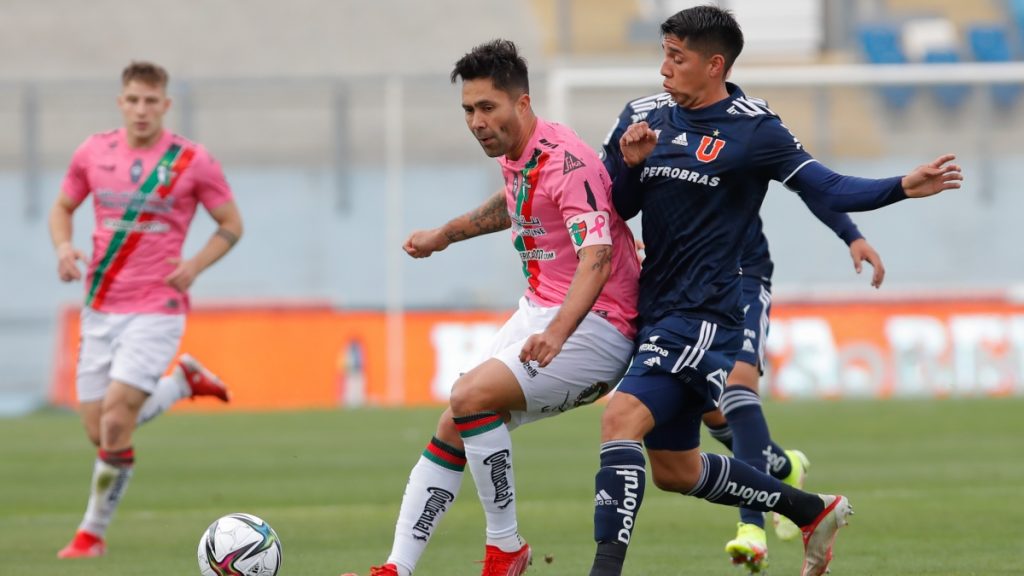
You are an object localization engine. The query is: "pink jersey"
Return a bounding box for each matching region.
[498,118,639,339]
[61,128,234,314]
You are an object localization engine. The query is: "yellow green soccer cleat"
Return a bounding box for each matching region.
[773,449,811,541]
[725,522,768,574]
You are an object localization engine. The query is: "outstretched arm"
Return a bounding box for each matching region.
[788,154,962,212]
[519,243,613,367]
[403,189,510,258]
[797,191,885,287]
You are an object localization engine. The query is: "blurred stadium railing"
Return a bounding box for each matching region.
[3,61,1024,413]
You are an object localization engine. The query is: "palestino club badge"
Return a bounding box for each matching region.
[570,220,588,246]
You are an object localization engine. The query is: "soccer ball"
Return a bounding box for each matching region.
[197,513,282,576]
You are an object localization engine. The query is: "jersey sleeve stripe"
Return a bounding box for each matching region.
[781,159,819,189]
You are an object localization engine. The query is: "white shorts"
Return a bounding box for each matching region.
[76,308,185,402]
[467,296,634,430]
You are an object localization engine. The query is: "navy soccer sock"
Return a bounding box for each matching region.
[687,452,823,527]
[589,440,646,576]
[707,421,734,452]
[721,385,792,525]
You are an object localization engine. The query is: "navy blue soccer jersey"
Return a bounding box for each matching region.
[602,84,901,327]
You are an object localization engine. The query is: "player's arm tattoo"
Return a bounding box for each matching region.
[444,191,510,243]
[215,227,240,246]
[583,245,613,272]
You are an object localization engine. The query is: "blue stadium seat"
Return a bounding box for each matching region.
[967,24,1022,108]
[923,49,971,109]
[1010,0,1024,33]
[858,24,916,109]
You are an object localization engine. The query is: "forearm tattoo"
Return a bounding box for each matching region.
[215,227,239,246]
[445,192,510,243]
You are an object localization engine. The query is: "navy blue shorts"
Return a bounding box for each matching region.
[736,276,772,373]
[617,314,742,451]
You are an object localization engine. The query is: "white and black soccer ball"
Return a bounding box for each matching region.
[198,513,282,576]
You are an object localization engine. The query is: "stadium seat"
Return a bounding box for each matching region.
[858,24,916,109]
[967,24,1022,108]
[1009,0,1024,42]
[923,49,971,109]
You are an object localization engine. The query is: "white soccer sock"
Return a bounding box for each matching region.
[79,453,134,537]
[136,370,189,426]
[456,413,524,552]
[387,438,466,576]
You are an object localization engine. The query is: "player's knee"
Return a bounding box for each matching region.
[650,467,698,492]
[99,406,136,448]
[448,375,491,417]
[599,396,651,441]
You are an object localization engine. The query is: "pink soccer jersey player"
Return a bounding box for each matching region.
[53,62,241,560]
[61,128,234,314]
[498,118,639,340]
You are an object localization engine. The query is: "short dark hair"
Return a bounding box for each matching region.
[660,5,744,72]
[450,39,530,95]
[122,61,169,88]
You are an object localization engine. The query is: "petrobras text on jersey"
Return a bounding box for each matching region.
[639,165,720,187]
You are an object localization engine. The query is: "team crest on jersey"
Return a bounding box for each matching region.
[563,151,586,175]
[569,220,588,245]
[130,158,143,183]
[156,164,175,185]
[695,135,726,163]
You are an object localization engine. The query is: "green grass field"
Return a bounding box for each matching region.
[1,398,1020,575]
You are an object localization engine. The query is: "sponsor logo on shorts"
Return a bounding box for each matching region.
[574,381,609,406]
[521,360,539,378]
[412,486,455,541]
[639,335,670,358]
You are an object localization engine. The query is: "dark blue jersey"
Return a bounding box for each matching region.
[602,84,903,327]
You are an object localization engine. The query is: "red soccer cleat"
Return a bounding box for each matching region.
[178,354,230,403]
[481,543,532,576]
[340,564,399,576]
[57,530,105,558]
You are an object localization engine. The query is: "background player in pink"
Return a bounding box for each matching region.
[48,61,244,558]
[343,40,639,576]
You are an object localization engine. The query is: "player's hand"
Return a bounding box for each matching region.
[849,238,885,289]
[519,329,568,368]
[902,154,962,198]
[634,239,646,263]
[403,229,449,258]
[620,121,658,168]
[165,257,201,292]
[56,242,86,282]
